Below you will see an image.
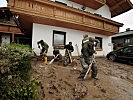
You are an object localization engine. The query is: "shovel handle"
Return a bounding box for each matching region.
[67,49,72,63]
[83,55,95,79]
[49,54,59,64]
[83,63,93,79]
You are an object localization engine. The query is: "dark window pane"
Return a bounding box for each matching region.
[54,34,64,45]
[53,30,66,47]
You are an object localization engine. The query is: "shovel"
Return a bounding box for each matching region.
[65,49,77,66]
[67,49,73,63]
[83,55,95,79]
[49,54,59,64]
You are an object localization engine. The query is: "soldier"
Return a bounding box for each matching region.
[37,40,49,63]
[53,49,62,61]
[64,42,74,66]
[78,34,99,80]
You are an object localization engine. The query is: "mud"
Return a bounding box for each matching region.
[31,57,133,100]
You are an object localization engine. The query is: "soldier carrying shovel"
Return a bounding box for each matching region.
[78,34,99,80]
[64,42,74,66]
[37,40,49,64]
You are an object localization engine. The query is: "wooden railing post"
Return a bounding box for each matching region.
[8,0,15,7]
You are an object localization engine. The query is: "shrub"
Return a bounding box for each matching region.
[0,44,39,100]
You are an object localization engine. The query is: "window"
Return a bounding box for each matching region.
[95,37,102,50]
[53,30,66,49]
[123,47,133,53]
[124,38,130,43]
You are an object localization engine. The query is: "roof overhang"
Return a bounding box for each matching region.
[112,30,133,37]
[107,0,133,17]
[67,0,133,17]
[68,0,106,10]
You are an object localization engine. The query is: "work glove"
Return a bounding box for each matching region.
[38,46,40,48]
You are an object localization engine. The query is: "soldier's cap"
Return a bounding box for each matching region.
[89,37,95,42]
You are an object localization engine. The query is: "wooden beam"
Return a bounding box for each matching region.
[110,0,126,11]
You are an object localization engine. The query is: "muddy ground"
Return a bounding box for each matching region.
[31,57,133,100]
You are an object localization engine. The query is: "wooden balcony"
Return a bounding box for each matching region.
[69,0,106,10]
[7,0,123,36]
[0,22,22,34]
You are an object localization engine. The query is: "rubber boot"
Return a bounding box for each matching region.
[44,57,48,64]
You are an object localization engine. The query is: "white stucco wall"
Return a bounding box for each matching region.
[50,0,111,19]
[2,34,10,43]
[32,23,112,56]
[93,5,111,19]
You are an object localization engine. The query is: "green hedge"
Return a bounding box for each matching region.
[0,44,39,100]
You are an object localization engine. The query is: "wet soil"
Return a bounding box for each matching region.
[31,57,133,100]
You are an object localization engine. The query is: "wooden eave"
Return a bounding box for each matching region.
[68,0,106,10]
[7,0,123,36]
[68,0,133,17]
[107,0,133,17]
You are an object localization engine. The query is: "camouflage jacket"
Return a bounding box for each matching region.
[81,37,99,56]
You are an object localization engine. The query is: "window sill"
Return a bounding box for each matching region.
[53,45,64,49]
[96,48,103,51]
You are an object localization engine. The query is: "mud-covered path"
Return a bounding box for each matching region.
[31,57,133,100]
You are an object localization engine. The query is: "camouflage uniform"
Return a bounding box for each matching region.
[53,49,62,61]
[37,40,49,56]
[64,43,74,66]
[79,37,99,79]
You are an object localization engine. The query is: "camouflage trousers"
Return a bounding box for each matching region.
[79,55,97,79]
[64,49,72,66]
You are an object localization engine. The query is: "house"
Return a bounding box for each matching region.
[112,28,133,49]
[0,7,22,44]
[0,7,32,45]
[6,0,133,56]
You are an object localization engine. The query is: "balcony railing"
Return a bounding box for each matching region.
[7,0,122,35]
